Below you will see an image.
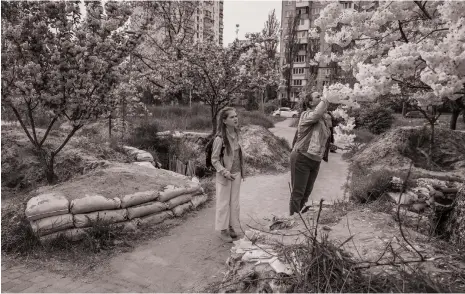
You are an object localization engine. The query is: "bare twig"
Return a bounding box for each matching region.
[396,161,425,261]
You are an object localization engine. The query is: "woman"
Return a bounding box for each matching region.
[290,92,332,216]
[211,107,244,242]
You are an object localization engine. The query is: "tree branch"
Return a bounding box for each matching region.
[398,21,409,43]
[52,124,82,157]
[8,103,37,147]
[414,1,432,20]
[39,116,58,147]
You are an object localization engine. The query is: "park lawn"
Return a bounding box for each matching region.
[392,113,465,131]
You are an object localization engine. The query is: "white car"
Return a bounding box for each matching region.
[272,107,299,118]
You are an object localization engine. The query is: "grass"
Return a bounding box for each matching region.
[139,104,278,132]
[392,113,465,131]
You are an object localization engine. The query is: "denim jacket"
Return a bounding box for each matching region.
[293,100,332,161]
[211,135,244,185]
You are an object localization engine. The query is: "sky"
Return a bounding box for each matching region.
[222,0,282,46]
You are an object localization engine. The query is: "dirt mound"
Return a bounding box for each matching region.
[352,127,465,175]
[170,125,291,176]
[31,163,193,201]
[241,125,291,174]
[1,127,131,201]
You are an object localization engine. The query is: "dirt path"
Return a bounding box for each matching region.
[1,119,349,293]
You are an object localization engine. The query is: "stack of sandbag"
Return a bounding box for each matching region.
[122,146,158,169]
[26,179,210,243]
[121,190,171,227]
[25,192,77,242]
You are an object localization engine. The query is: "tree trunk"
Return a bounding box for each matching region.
[402,102,407,117]
[108,115,112,138]
[211,106,217,135]
[37,148,56,184]
[429,120,435,167]
[45,156,55,184]
[450,108,460,130]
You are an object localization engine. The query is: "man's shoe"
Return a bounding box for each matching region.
[220,230,233,242]
[229,227,238,239]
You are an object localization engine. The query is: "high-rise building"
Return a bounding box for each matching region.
[279,1,354,104]
[131,1,224,46]
[193,0,224,46]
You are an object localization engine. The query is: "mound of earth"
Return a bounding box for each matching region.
[32,163,193,201]
[172,125,291,176]
[352,127,465,179]
[1,126,131,201]
[240,125,291,174]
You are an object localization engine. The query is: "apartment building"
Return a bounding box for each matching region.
[194,0,224,46]
[279,0,354,103]
[131,1,224,46]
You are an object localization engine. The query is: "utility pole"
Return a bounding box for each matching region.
[189,87,192,108]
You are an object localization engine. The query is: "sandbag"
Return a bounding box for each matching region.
[136,152,153,162]
[165,194,192,209]
[186,183,203,194]
[70,194,121,214]
[139,211,173,226]
[40,228,89,243]
[172,202,192,217]
[133,162,156,169]
[30,214,74,236]
[158,185,190,202]
[74,209,128,228]
[25,192,69,221]
[191,194,209,209]
[127,201,168,219]
[120,190,159,208]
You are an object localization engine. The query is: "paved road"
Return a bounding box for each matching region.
[1,119,348,293]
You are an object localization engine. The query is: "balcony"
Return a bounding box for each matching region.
[296,1,309,8]
[297,22,309,31]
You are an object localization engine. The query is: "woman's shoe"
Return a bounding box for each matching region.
[229,227,238,239]
[220,230,233,242]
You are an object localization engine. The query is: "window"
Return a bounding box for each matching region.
[342,2,352,9]
[197,32,199,38]
[297,31,307,41]
[287,0,293,5]
[294,55,306,63]
[312,8,321,15]
[286,11,292,17]
[298,44,307,51]
[309,66,318,74]
[299,19,305,25]
[293,68,305,74]
[293,80,303,86]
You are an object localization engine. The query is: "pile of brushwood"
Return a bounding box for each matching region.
[209,199,465,293]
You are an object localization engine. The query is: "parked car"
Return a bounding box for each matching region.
[272,107,299,118]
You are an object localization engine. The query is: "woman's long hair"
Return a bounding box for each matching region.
[216,107,238,155]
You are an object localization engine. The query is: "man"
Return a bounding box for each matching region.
[290,92,332,216]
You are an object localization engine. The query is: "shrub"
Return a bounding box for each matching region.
[264,100,279,114]
[349,103,394,134]
[126,119,160,149]
[239,111,274,129]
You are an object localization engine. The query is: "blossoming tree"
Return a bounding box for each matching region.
[181,41,255,133]
[312,0,465,153]
[1,1,142,183]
